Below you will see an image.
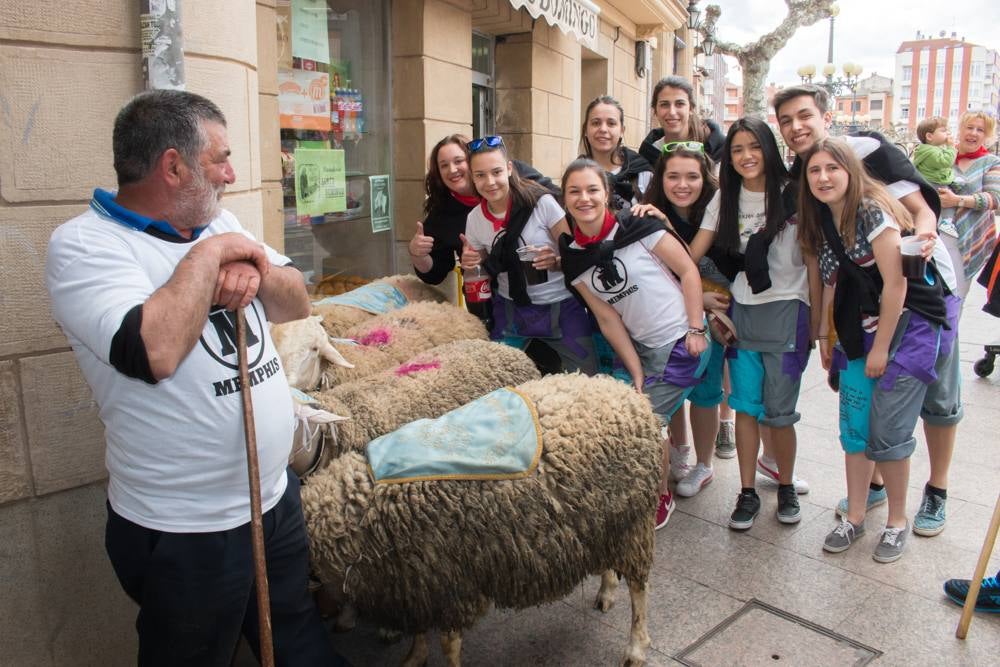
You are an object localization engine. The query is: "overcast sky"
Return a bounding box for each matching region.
[707,0,1000,86]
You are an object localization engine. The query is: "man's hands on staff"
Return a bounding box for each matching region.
[203,234,271,311]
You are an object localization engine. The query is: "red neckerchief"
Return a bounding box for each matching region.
[573,210,616,247]
[481,198,511,232]
[956,146,989,162]
[450,190,480,207]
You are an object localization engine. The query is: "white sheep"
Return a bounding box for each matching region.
[312,274,447,338]
[272,301,488,391]
[301,373,661,666]
[294,339,541,472]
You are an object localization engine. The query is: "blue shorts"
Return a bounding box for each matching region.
[727,301,810,427]
[688,338,725,407]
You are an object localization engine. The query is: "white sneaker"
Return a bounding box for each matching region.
[756,455,810,495]
[669,444,693,481]
[676,463,715,497]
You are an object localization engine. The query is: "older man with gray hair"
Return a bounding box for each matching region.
[46,90,345,666]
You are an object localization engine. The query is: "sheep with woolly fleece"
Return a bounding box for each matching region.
[312,274,447,338]
[272,301,487,391]
[300,339,540,470]
[301,373,661,666]
[325,301,489,387]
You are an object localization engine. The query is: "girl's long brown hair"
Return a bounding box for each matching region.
[423,134,471,216]
[797,137,912,256]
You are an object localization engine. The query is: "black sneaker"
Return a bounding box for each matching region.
[777,485,801,524]
[729,490,761,531]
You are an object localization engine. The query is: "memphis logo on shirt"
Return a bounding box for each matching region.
[199,303,282,397]
[590,258,638,305]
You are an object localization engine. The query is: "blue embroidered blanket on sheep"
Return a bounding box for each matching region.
[367,387,543,484]
[313,282,407,314]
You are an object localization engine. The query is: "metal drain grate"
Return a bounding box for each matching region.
[675,598,882,666]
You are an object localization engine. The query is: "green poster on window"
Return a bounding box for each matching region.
[291,0,329,64]
[294,149,346,217]
[369,175,391,233]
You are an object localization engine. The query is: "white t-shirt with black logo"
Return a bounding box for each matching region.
[700,187,810,306]
[465,194,572,305]
[47,207,294,533]
[571,226,688,348]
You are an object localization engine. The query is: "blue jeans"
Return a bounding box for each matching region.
[105,470,345,667]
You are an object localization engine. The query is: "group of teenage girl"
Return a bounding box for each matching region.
[408,77,991,565]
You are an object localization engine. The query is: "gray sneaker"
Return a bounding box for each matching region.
[912,491,946,536]
[715,421,736,459]
[823,518,865,553]
[873,521,909,563]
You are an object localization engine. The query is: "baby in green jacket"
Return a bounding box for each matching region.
[913,116,957,229]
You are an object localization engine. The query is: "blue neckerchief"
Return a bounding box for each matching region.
[90,188,206,240]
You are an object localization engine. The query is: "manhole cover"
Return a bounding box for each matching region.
[675,599,881,666]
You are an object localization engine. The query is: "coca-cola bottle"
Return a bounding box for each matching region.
[462,265,494,334]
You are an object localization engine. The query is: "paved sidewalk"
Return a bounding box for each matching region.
[320,289,1000,666]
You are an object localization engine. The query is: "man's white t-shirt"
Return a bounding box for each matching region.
[46,201,295,533]
[571,227,688,348]
[465,193,572,304]
[700,188,810,305]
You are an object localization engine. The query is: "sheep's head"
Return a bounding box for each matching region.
[271,316,353,390]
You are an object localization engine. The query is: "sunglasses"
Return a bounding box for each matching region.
[662,141,704,154]
[468,135,505,153]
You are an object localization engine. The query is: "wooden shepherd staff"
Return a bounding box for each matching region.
[956,493,1000,639]
[236,308,275,666]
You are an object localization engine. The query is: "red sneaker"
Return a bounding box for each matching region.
[655,491,676,530]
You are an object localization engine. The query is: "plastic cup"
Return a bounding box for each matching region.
[516,245,548,285]
[900,236,926,280]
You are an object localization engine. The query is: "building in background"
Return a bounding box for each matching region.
[722,77,743,132]
[832,72,894,131]
[695,51,728,125]
[894,31,1000,131]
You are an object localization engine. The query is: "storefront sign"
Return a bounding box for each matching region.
[294,149,347,216]
[507,0,600,51]
[278,68,331,131]
[291,0,330,64]
[369,175,392,233]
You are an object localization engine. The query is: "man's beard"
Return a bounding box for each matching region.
[173,168,223,230]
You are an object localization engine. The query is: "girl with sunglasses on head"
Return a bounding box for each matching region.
[693,118,822,532]
[579,95,653,212]
[800,138,956,563]
[639,76,726,166]
[630,141,733,497]
[559,158,708,530]
[409,134,556,286]
[459,136,596,375]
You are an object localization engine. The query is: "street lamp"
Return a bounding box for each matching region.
[826,4,840,74]
[687,0,701,30]
[686,0,716,58]
[798,61,864,133]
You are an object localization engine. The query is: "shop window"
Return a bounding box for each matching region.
[276,0,393,293]
[472,32,495,139]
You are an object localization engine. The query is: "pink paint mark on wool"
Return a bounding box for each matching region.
[358,328,392,346]
[394,360,442,376]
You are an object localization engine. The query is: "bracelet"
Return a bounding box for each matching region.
[974,193,986,210]
[817,336,829,340]
[687,326,708,336]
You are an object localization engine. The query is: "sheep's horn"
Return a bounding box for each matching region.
[321,338,354,368]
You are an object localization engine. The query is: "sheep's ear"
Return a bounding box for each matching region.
[321,338,354,368]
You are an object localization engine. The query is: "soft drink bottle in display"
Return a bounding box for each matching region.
[462,265,493,334]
